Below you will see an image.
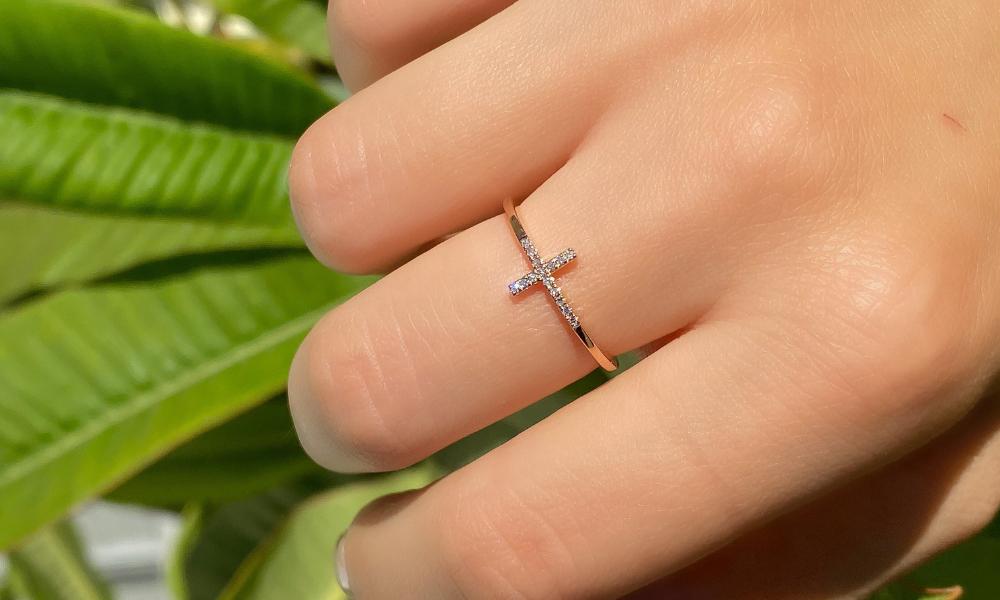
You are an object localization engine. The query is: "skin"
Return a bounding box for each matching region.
[287,1,1000,597]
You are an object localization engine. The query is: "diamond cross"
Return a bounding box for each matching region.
[508,234,579,329]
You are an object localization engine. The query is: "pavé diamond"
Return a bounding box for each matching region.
[503,198,617,371]
[508,236,581,327]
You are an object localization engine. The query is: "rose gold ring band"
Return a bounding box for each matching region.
[503,198,618,372]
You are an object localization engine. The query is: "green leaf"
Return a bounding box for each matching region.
[432,369,611,472]
[107,396,323,507]
[986,512,1000,538]
[898,535,1000,599]
[917,593,961,600]
[0,91,306,303]
[321,78,352,104]
[430,353,640,473]
[875,532,1000,599]
[0,0,332,136]
[209,370,616,600]
[220,466,440,600]
[212,0,332,64]
[0,579,15,600]
[0,252,375,549]
[173,478,340,600]
[0,204,301,306]
[6,521,111,600]
[169,504,206,600]
[0,92,300,224]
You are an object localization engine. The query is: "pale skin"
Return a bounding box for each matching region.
[286,1,1000,598]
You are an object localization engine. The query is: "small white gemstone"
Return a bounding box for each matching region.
[509,234,585,333]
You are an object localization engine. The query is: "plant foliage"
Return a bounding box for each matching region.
[0,1,994,599]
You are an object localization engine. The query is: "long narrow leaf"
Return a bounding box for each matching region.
[210,372,615,600]
[0,253,374,549]
[107,396,323,507]
[0,204,300,305]
[220,466,440,600]
[6,521,111,600]
[0,0,332,135]
[0,91,307,303]
[173,477,338,600]
[0,92,299,224]
[431,369,609,472]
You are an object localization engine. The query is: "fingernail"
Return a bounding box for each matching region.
[335,532,353,598]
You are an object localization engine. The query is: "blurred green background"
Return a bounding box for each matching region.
[0,1,995,598]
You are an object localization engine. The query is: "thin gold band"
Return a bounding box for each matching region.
[503,198,618,372]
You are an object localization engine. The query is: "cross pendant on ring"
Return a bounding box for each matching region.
[507,235,579,329]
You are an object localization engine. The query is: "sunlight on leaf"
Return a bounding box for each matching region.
[218,466,440,600]
[172,476,341,600]
[0,253,374,549]
[0,0,332,135]
[211,0,331,64]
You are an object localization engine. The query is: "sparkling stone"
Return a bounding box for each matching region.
[507,238,583,328]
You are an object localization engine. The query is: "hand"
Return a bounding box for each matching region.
[287,1,1000,597]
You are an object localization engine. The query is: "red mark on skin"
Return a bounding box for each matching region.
[942,113,967,133]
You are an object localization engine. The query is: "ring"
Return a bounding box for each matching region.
[503,198,618,372]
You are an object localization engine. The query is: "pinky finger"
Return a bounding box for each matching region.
[636,399,1000,599]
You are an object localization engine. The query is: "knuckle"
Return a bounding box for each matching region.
[721,57,837,193]
[438,481,575,599]
[298,312,414,471]
[288,113,386,274]
[807,230,976,406]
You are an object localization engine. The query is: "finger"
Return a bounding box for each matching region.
[635,398,1000,599]
[286,46,814,472]
[335,285,991,598]
[291,2,617,274]
[287,104,757,474]
[329,0,516,90]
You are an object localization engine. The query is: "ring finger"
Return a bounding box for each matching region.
[286,108,750,473]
